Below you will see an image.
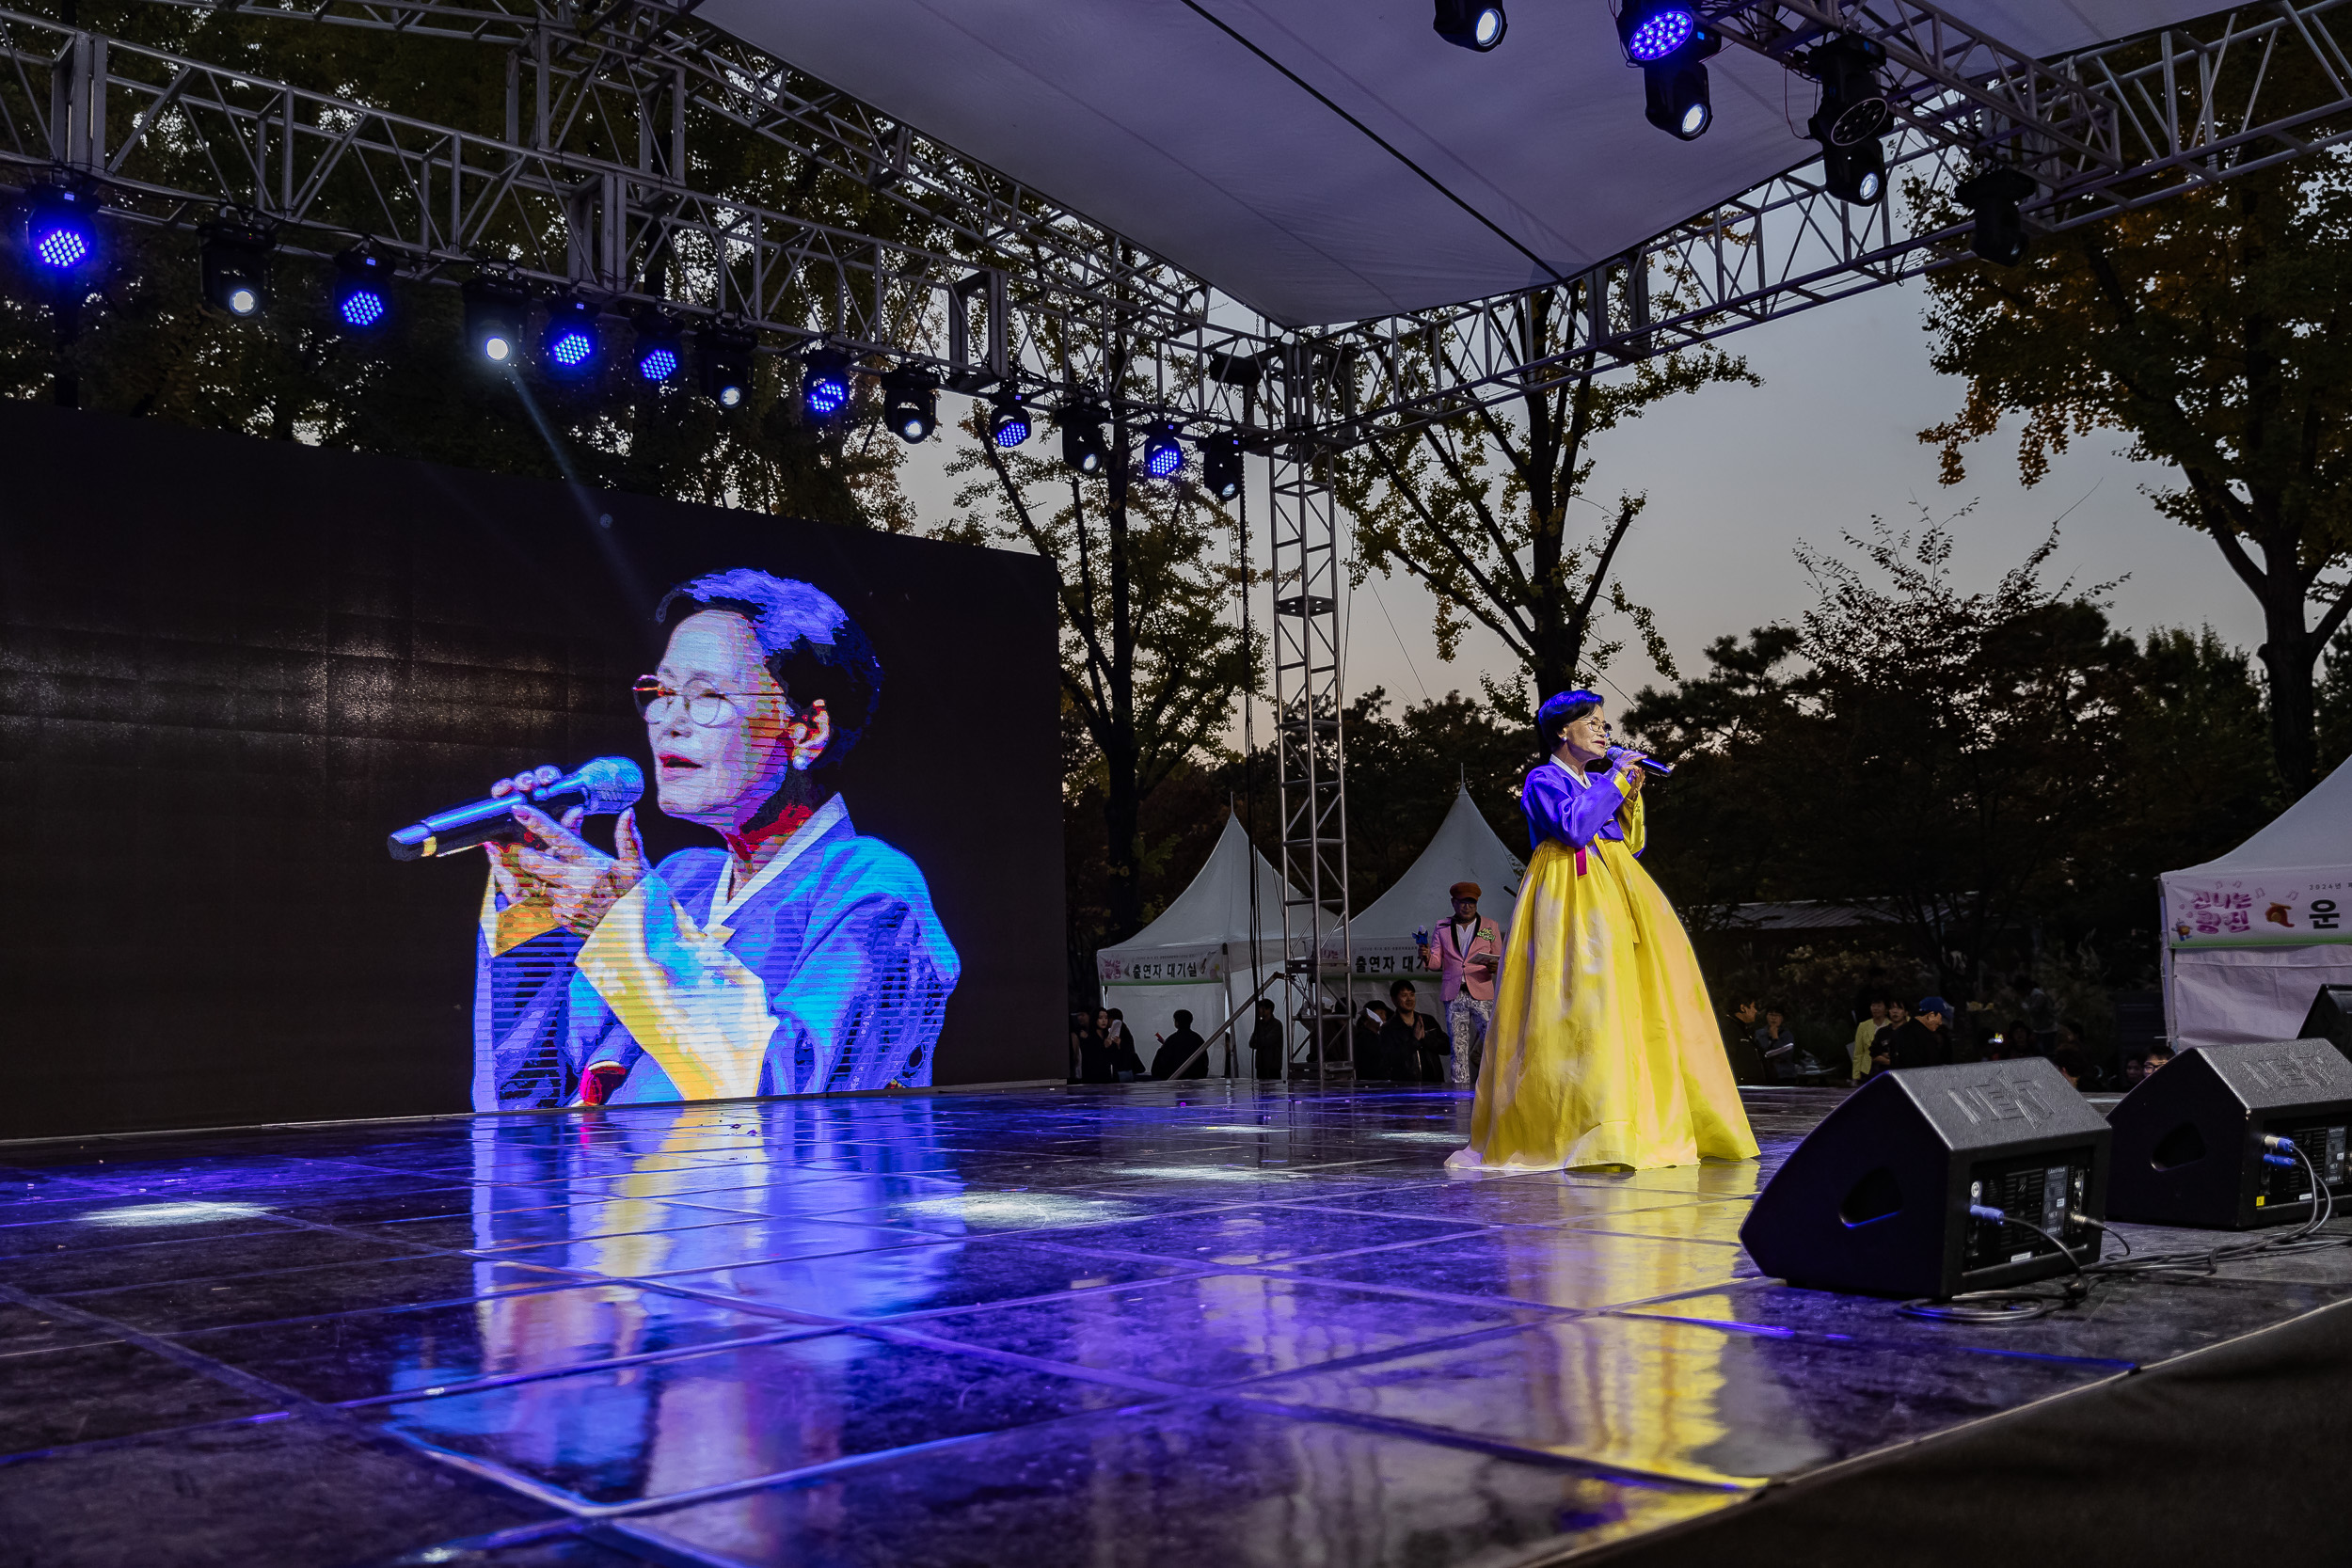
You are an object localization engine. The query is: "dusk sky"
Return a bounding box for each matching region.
[898,274,2258,724]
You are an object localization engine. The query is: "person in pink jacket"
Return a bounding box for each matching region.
[1417,881,1503,1086]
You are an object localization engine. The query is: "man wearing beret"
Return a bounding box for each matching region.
[1418,881,1503,1086]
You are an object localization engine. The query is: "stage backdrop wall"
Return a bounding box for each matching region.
[0,403,1065,1139]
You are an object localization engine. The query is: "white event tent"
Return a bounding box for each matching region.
[2162,753,2352,1046]
[1332,785,1527,987]
[1095,814,1299,1068]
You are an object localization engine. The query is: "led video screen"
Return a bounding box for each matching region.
[0,402,1064,1139]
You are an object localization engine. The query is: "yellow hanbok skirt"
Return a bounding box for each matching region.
[1450,833,1758,1172]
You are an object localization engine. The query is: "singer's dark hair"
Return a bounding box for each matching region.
[658,569,882,770]
[1535,689,1604,752]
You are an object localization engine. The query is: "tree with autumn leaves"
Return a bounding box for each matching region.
[1919,95,2352,795]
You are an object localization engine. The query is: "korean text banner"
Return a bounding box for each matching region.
[2163,869,2352,949]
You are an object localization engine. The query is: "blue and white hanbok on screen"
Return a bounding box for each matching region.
[473,794,960,1109]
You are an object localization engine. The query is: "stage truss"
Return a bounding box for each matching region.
[5,0,2352,1030]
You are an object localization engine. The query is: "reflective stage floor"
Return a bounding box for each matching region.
[3,1084,2348,1567]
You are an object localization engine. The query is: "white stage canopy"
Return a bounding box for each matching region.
[1329,784,1526,983]
[1096,813,1299,1066]
[706,2,2224,325]
[2162,753,2352,1047]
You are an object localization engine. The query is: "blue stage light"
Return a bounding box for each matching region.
[1625,7,1694,61]
[630,308,684,387]
[543,299,602,372]
[1143,422,1184,479]
[33,222,87,270]
[991,395,1031,448]
[333,247,391,333]
[802,351,853,420]
[24,185,94,276]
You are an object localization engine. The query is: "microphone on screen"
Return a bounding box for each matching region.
[1603,744,1674,777]
[387,756,645,861]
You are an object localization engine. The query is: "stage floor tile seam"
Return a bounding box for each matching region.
[1012,1220,1506,1272]
[1211,1389,1766,1496]
[377,1392,1166,1523]
[862,1273,1564,1393]
[323,1324,842,1409]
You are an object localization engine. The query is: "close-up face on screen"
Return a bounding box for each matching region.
[0,404,1064,1139]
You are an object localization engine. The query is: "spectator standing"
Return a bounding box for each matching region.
[1849,966,1890,1029]
[1756,1006,1800,1082]
[1880,996,1955,1070]
[1723,998,1772,1085]
[1352,1001,1391,1072]
[1248,1000,1287,1082]
[1076,1010,1115,1084]
[1068,1011,1092,1083]
[1104,1009,1145,1080]
[2143,1041,2176,1074]
[2017,974,2059,1055]
[1378,980,1450,1082]
[1417,882,1503,1087]
[1850,998,1888,1085]
[1151,1009,1206,1080]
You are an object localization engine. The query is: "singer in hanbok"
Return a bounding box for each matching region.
[470,569,960,1111]
[1449,689,1756,1172]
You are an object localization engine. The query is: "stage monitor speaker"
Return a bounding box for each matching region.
[1740,1058,2110,1300]
[2296,986,2352,1069]
[2105,1039,2352,1229]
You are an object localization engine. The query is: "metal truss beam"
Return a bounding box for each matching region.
[1269,433,1351,1084]
[0,6,1276,425]
[22,0,2351,451]
[1325,0,2352,442]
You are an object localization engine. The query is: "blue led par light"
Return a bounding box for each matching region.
[631,309,683,384]
[24,182,96,277]
[802,349,853,420]
[1617,0,1720,140]
[1622,4,1693,60]
[544,298,602,373]
[1142,422,1184,480]
[332,246,390,332]
[990,392,1032,448]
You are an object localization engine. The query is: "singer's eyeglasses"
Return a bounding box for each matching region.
[632,679,749,727]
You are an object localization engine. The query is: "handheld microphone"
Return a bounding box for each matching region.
[388,756,645,861]
[1604,744,1674,777]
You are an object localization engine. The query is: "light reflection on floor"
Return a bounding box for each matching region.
[1,1082,2340,1567]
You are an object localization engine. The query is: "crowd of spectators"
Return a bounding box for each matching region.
[1722,972,2177,1094]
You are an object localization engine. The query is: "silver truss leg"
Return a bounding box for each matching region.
[1270,439,1350,1086]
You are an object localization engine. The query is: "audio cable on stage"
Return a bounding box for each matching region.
[1899,1206,2093,1323]
[1902,1138,2346,1324]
